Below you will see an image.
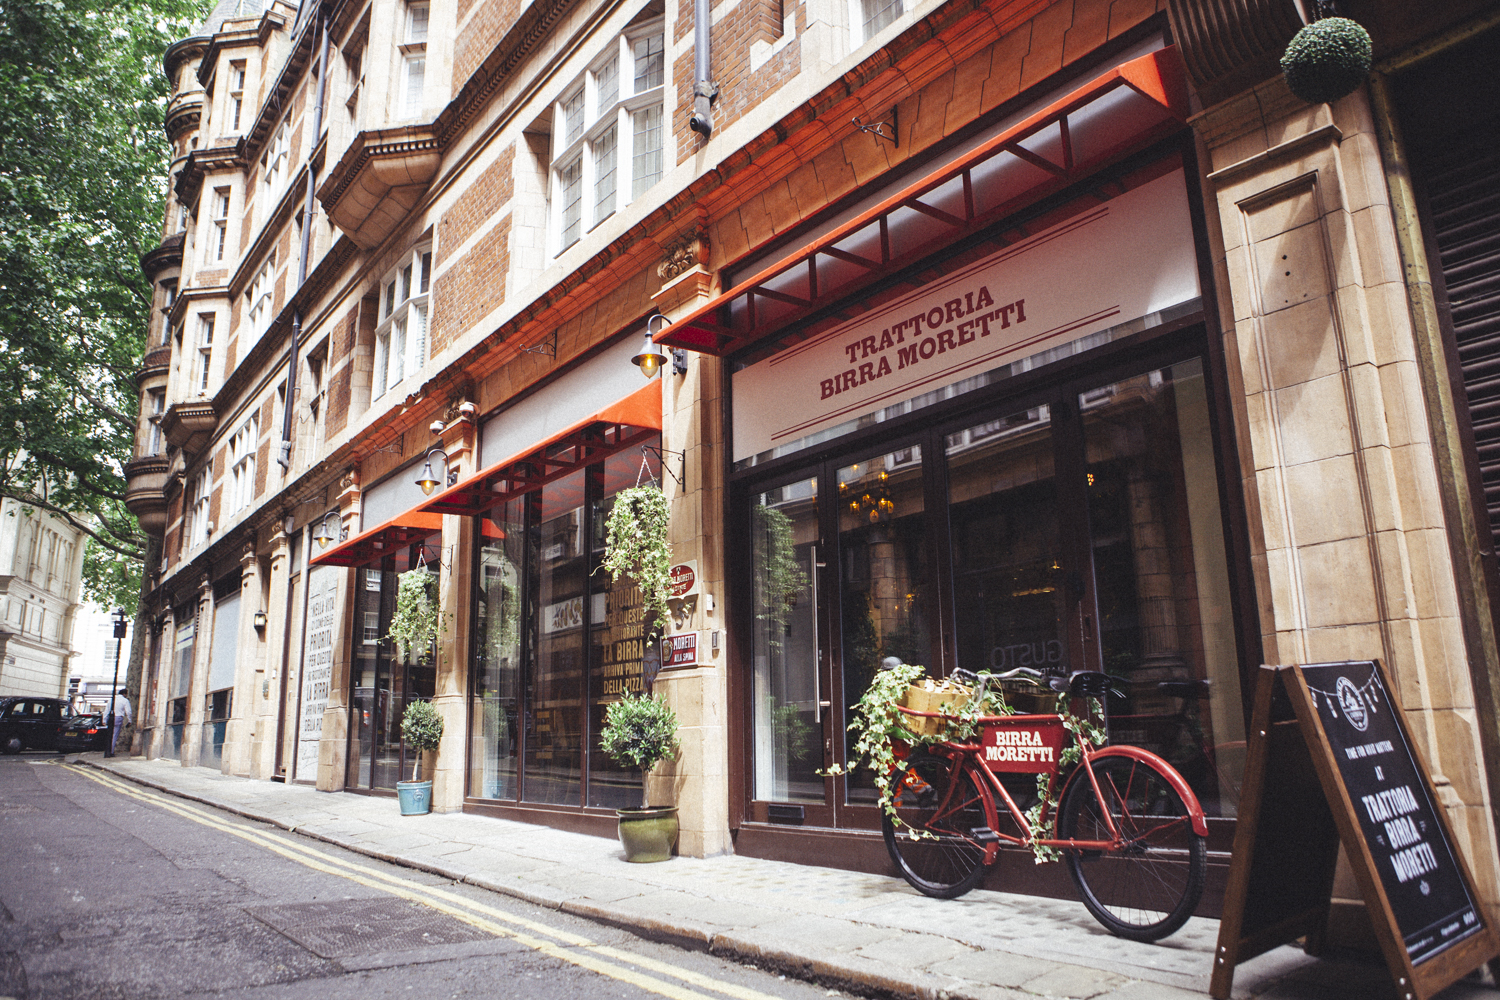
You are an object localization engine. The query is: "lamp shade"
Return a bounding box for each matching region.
[632,330,667,378]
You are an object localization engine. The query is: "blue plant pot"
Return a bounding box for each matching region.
[396,779,432,815]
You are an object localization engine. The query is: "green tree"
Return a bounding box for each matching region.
[0,0,205,692]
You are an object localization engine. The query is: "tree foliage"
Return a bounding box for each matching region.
[0,0,206,605]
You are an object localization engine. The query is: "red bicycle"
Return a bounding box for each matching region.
[884,668,1209,941]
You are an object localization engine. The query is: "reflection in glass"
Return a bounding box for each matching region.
[525,471,587,805]
[1080,359,1244,817]
[348,567,386,788]
[588,448,661,809]
[751,477,822,803]
[837,448,929,804]
[947,407,1066,683]
[471,500,524,800]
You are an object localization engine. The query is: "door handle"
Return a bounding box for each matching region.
[811,543,824,722]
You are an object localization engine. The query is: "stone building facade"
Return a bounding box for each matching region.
[125,0,1500,925]
[0,499,88,699]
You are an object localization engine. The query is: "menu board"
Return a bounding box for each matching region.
[1211,662,1497,1000]
[1300,662,1482,965]
[295,565,339,781]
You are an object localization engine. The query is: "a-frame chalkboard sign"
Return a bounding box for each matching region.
[1211,661,1498,1000]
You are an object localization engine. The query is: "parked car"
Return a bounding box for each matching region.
[55,713,111,753]
[0,696,74,753]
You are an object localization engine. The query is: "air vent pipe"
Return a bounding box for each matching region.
[689,0,715,136]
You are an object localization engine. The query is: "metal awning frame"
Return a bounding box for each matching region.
[417,420,662,518]
[656,47,1190,355]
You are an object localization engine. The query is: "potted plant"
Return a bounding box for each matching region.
[600,484,672,639]
[387,568,440,663]
[397,699,444,815]
[1280,16,1372,105]
[600,692,680,862]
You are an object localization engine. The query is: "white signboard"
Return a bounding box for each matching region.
[295,565,339,781]
[732,169,1200,461]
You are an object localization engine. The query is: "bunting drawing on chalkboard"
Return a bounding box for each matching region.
[1305,665,1383,731]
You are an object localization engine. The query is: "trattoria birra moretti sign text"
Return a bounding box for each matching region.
[732,169,1200,461]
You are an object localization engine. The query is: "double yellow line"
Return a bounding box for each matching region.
[69,765,784,1000]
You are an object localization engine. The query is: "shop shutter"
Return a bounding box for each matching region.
[1421,113,1500,546]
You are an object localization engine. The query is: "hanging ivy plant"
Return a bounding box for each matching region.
[753,505,808,651]
[388,569,440,663]
[601,484,672,637]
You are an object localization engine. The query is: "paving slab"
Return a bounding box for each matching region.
[87,757,1500,1000]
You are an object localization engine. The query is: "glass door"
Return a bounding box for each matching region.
[748,474,828,818]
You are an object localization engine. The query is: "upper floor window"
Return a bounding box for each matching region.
[229,60,246,131]
[160,279,178,315]
[146,389,166,456]
[209,187,230,263]
[188,467,211,548]
[399,2,428,117]
[195,313,215,395]
[228,413,258,515]
[247,253,276,343]
[550,21,665,256]
[373,246,431,399]
[262,122,289,198]
[854,0,903,44]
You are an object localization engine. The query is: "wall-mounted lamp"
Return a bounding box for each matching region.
[415,447,458,496]
[253,610,268,630]
[633,315,688,379]
[314,511,347,549]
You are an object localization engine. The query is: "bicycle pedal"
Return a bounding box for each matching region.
[969,827,1001,844]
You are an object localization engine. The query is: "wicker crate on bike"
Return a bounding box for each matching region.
[899,685,970,738]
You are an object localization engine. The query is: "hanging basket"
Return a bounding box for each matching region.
[1280,17,1372,105]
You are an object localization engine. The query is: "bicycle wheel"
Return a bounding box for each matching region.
[1057,753,1206,941]
[881,749,995,899]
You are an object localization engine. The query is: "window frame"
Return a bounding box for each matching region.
[195,313,216,395]
[188,467,211,548]
[373,245,432,400]
[228,413,259,516]
[398,1,429,118]
[548,19,666,257]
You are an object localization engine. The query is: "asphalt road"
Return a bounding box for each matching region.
[0,754,844,1000]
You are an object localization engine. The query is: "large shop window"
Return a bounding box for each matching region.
[347,535,440,792]
[741,356,1246,826]
[470,444,662,810]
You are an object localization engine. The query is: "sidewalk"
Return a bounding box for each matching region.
[88,756,1497,1000]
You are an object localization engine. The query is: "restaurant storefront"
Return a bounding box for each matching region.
[656,43,1260,893]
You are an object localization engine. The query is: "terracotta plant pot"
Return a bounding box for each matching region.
[616,806,678,862]
[396,779,433,815]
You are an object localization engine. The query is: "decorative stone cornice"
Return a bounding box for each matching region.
[160,400,218,456]
[173,142,248,207]
[1164,0,1303,109]
[124,456,172,537]
[316,125,442,249]
[164,92,203,144]
[141,233,185,280]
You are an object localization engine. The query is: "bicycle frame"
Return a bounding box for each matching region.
[898,708,1209,866]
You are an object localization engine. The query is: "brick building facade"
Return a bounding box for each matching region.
[125,0,1500,928]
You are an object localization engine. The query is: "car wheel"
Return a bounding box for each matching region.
[2,736,22,755]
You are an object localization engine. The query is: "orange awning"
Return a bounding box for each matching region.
[655,47,1190,355]
[417,377,662,518]
[309,511,443,568]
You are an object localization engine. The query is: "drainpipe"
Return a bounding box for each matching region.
[688,0,715,137]
[278,16,333,469]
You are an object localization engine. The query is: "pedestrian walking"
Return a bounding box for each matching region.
[104,689,132,754]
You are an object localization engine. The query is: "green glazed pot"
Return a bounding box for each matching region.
[616,806,678,862]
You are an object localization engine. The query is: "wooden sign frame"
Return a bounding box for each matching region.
[1211,661,1498,1000]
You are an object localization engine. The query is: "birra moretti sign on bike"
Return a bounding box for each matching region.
[980,717,1065,774]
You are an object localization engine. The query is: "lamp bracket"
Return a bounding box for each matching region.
[852,108,898,146]
[640,445,686,489]
[521,332,557,357]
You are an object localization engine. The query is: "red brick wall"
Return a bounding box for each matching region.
[224,337,238,373]
[431,217,510,354]
[209,486,222,527]
[327,364,351,436]
[454,0,521,90]
[254,440,269,496]
[673,0,802,164]
[437,144,515,267]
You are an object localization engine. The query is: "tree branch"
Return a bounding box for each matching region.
[0,489,144,559]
